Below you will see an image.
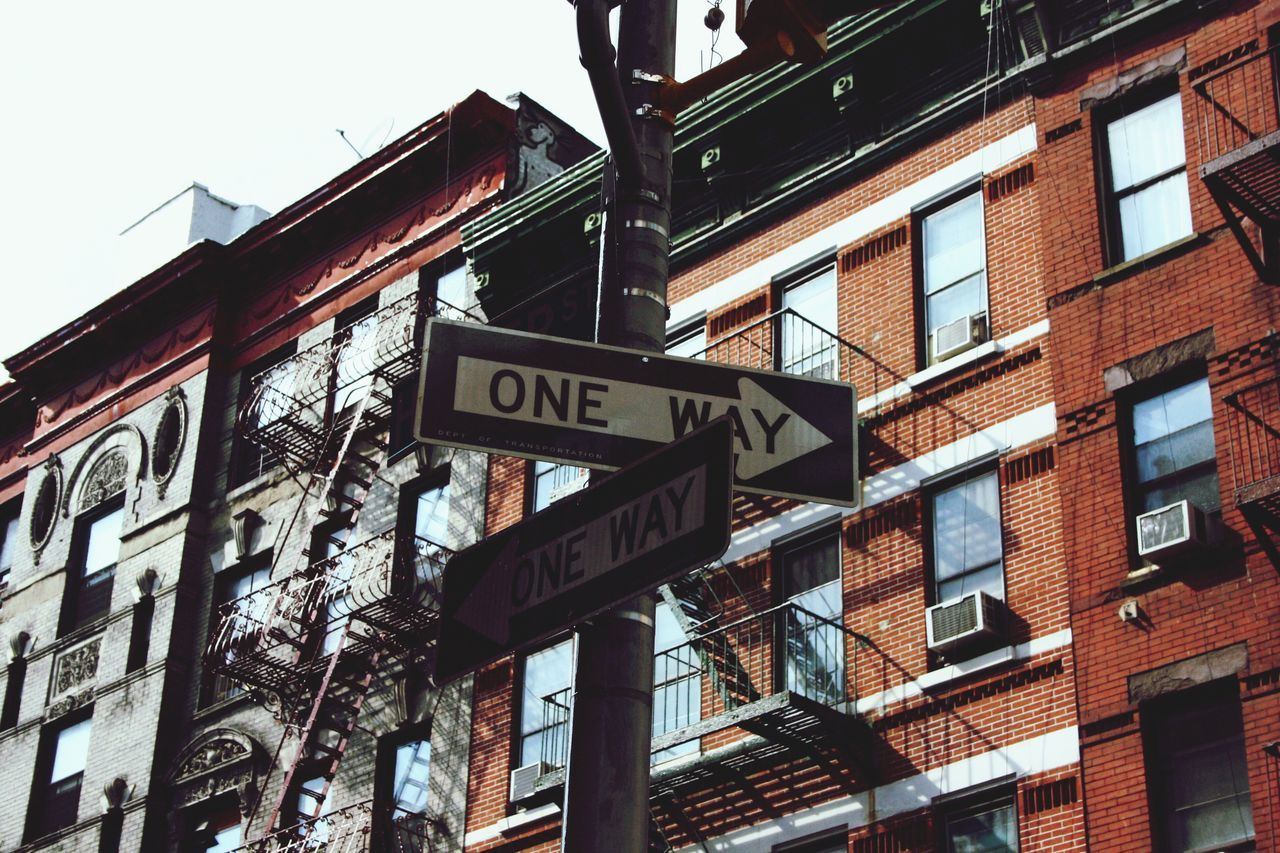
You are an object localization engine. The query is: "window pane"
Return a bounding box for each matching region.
[1108,94,1186,192]
[393,740,432,814]
[782,269,838,378]
[533,462,586,512]
[666,324,706,359]
[933,474,1003,588]
[0,509,18,573]
[436,265,468,313]
[415,483,450,545]
[84,507,124,576]
[783,537,840,600]
[927,272,985,335]
[335,312,380,410]
[520,639,573,767]
[51,719,92,783]
[1136,421,1216,484]
[783,268,836,325]
[1134,378,1212,445]
[938,562,1005,602]
[924,194,984,294]
[1117,172,1192,261]
[947,801,1018,852]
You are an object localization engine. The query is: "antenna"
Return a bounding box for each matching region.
[336,129,364,161]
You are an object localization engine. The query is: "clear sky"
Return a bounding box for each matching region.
[0,1,740,378]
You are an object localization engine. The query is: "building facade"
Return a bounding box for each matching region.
[0,91,593,851]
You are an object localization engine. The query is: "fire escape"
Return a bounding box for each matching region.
[204,291,465,851]
[1193,42,1280,283]
[1224,335,1280,572]
[519,310,878,850]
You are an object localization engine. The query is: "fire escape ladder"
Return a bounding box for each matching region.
[266,623,384,837]
[1193,43,1280,284]
[660,570,762,709]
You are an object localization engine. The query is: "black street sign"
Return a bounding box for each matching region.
[416,318,858,507]
[433,418,735,684]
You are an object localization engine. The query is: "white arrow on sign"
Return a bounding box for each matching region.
[452,356,832,479]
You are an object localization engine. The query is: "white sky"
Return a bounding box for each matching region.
[0,1,740,378]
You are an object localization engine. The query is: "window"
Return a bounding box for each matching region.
[1145,685,1254,852]
[517,638,573,770]
[652,602,700,764]
[193,802,243,853]
[62,501,124,634]
[779,265,838,378]
[940,792,1019,852]
[920,191,987,365]
[0,498,19,589]
[1131,376,1219,514]
[314,525,354,655]
[30,716,92,838]
[1101,89,1193,263]
[778,528,844,704]
[665,319,706,359]
[530,460,588,513]
[205,559,273,705]
[434,264,468,317]
[931,471,1004,604]
[231,341,297,487]
[331,297,381,416]
[391,739,432,817]
[413,474,451,548]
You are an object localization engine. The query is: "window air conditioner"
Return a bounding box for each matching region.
[1136,500,1221,565]
[925,590,1005,656]
[932,313,988,362]
[509,761,552,803]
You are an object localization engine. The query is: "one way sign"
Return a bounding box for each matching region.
[416,319,857,507]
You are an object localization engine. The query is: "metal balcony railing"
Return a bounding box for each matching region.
[229,800,439,852]
[693,308,862,381]
[1224,375,1280,509]
[205,532,450,695]
[1193,43,1280,169]
[537,602,864,770]
[238,292,473,469]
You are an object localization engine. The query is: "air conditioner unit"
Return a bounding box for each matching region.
[1136,500,1221,565]
[509,761,552,803]
[932,313,988,362]
[925,591,1005,656]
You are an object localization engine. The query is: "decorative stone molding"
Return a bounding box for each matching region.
[8,630,33,663]
[79,449,128,513]
[134,567,161,602]
[100,777,133,813]
[29,454,62,556]
[170,728,264,816]
[52,637,101,696]
[151,387,187,498]
[60,424,147,518]
[45,687,94,721]
[231,508,263,560]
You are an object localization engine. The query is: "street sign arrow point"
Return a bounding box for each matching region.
[733,377,834,480]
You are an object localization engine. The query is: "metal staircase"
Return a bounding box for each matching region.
[206,291,466,851]
[660,566,762,710]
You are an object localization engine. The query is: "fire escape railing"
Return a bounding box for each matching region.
[228,799,442,852]
[1193,43,1280,168]
[205,532,450,698]
[1224,375,1280,508]
[692,307,864,381]
[239,291,473,470]
[537,602,865,770]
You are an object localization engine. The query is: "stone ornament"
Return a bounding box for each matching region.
[151,388,187,497]
[169,729,263,816]
[29,455,62,556]
[52,636,101,696]
[60,424,147,518]
[100,777,133,813]
[8,630,33,663]
[45,687,93,721]
[79,448,128,512]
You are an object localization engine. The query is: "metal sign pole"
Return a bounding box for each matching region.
[562,0,676,849]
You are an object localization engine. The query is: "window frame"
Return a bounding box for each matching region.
[0,496,20,590]
[230,340,298,488]
[913,183,988,369]
[924,465,1006,608]
[328,295,382,422]
[527,459,589,515]
[772,521,845,702]
[59,496,125,636]
[26,710,93,842]
[934,780,1020,853]
[772,257,839,379]
[512,636,575,774]
[665,316,708,359]
[202,553,274,707]
[1095,81,1193,266]
[375,720,434,822]
[1141,680,1255,853]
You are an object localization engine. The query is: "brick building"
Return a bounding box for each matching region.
[0,91,593,851]
[2,1,1279,852]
